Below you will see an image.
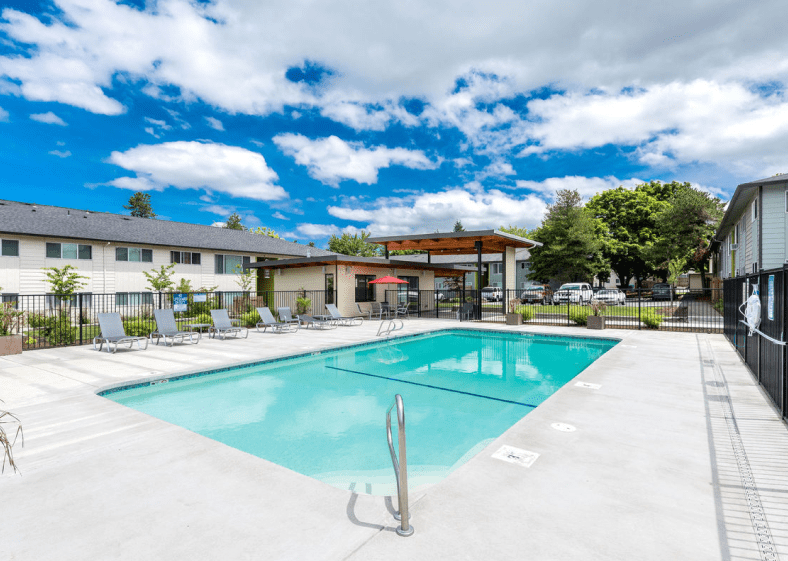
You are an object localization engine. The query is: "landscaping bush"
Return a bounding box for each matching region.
[515,305,535,322]
[122,319,156,337]
[47,322,77,346]
[641,310,663,329]
[240,310,259,327]
[569,308,590,326]
[28,313,48,329]
[192,312,213,325]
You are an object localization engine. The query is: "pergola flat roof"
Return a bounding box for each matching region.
[367,229,541,256]
[246,255,470,276]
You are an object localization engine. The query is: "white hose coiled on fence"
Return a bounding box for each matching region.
[739,285,761,336]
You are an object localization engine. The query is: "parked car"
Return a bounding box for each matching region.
[651,283,673,301]
[521,284,553,304]
[481,286,503,302]
[552,283,594,305]
[595,288,626,306]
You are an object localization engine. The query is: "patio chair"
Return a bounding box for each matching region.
[277,307,301,327]
[459,302,474,321]
[325,304,362,326]
[151,309,199,346]
[298,314,337,330]
[94,313,150,353]
[371,302,390,319]
[355,303,372,320]
[256,307,299,333]
[208,309,249,340]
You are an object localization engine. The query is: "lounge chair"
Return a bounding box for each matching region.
[151,309,199,346]
[325,304,362,326]
[208,309,249,339]
[94,313,150,353]
[298,314,337,330]
[355,303,372,320]
[277,307,301,327]
[460,302,474,321]
[256,307,299,333]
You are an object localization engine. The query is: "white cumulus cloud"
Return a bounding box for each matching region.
[30,111,67,125]
[273,134,437,186]
[205,116,224,131]
[107,141,286,201]
[514,176,644,201]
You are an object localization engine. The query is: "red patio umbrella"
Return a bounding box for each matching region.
[368,276,408,284]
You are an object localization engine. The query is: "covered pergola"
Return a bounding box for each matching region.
[368,230,542,316]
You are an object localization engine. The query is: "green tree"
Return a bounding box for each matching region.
[250,226,279,238]
[499,225,533,239]
[527,190,608,284]
[586,181,681,288]
[224,213,245,231]
[646,184,724,288]
[327,231,381,257]
[453,220,465,232]
[143,263,176,292]
[123,192,156,218]
[174,278,193,293]
[42,265,88,295]
[234,264,255,292]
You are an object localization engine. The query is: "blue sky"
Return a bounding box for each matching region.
[1,0,786,248]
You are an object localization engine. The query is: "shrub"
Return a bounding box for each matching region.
[641,310,663,329]
[122,319,156,337]
[569,308,590,326]
[192,312,212,325]
[47,322,77,346]
[295,296,311,315]
[28,313,48,329]
[515,305,535,322]
[240,310,259,327]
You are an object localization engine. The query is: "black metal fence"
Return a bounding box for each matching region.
[723,267,787,419]
[382,287,723,332]
[2,290,335,351]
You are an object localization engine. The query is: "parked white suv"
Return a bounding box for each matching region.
[481,286,503,302]
[552,283,594,305]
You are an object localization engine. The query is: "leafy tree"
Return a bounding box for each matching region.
[224,213,245,231]
[646,184,724,288]
[123,192,156,218]
[453,220,465,232]
[42,265,88,295]
[250,226,279,238]
[327,231,381,257]
[174,278,193,293]
[499,225,533,239]
[527,189,608,284]
[143,263,176,292]
[234,264,255,292]
[307,241,316,247]
[586,181,681,289]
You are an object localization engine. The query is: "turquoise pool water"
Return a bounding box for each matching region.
[103,329,617,494]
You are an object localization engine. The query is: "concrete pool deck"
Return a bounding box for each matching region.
[1,320,787,560]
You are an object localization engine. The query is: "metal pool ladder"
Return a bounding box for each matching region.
[386,394,414,537]
[377,319,404,337]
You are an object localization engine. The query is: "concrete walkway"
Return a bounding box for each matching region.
[1,320,786,560]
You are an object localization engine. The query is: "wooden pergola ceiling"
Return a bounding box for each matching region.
[370,232,538,256]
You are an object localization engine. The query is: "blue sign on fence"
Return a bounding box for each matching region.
[768,275,775,321]
[173,293,188,312]
[194,293,207,303]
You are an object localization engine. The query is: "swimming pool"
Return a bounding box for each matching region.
[102,329,617,494]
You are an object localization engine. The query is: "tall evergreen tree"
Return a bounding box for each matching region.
[527,190,608,284]
[123,192,156,218]
[453,220,465,232]
[224,212,245,230]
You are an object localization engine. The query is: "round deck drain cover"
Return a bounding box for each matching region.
[551,423,576,432]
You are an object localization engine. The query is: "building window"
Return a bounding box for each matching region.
[115,292,153,306]
[355,275,376,302]
[215,254,251,274]
[115,247,153,262]
[1,293,19,309]
[171,251,201,265]
[752,199,758,221]
[46,242,92,260]
[490,263,502,275]
[1,239,19,257]
[325,274,335,305]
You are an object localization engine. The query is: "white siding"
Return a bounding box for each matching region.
[762,187,786,269]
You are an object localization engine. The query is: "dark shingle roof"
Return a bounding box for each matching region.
[0,199,333,257]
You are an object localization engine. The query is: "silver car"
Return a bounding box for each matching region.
[595,289,626,306]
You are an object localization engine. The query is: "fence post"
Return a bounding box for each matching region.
[638,288,641,330]
[566,299,570,326]
[78,292,83,345]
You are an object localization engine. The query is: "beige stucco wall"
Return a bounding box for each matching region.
[0,234,276,296]
[503,246,516,292]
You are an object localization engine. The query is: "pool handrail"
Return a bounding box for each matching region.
[377,319,404,337]
[386,394,414,537]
